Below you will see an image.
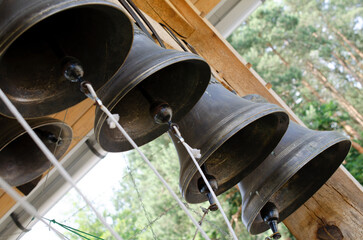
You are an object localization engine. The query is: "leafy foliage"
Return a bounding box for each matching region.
[228,0,363,185]
[68,134,293,239]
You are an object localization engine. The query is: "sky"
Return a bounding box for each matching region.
[19,152,128,240]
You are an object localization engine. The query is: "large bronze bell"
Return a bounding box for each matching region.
[169,79,289,204]
[0,0,133,118]
[94,26,211,152]
[238,121,351,235]
[0,116,72,186]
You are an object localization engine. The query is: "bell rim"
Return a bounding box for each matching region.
[0,117,73,151]
[244,132,351,234]
[95,53,211,152]
[0,117,73,186]
[0,0,132,56]
[181,105,289,203]
[0,1,134,118]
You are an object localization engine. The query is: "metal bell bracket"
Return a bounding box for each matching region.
[82,82,211,240]
[170,124,239,240]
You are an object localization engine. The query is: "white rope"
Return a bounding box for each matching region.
[0,89,124,240]
[84,83,211,240]
[172,126,239,240]
[0,177,66,240]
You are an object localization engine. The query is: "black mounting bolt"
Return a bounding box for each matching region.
[260,202,281,239]
[198,169,219,211]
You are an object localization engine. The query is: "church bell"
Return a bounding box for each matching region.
[0,116,72,186]
[94,25,211,152]
[0,0,133,118]
[170,79,289,204]
[238,99,351,235]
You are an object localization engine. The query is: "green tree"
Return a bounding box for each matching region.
[67,134,293,239]
[228,0,363,184]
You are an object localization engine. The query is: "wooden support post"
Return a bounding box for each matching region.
[134,1,363,239]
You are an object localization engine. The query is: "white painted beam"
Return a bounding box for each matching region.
[210,0,263,38]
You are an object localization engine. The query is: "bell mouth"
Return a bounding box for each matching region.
[248,135,351,234]
[0,119,72,186]
[96,57,211,152]
[183,107,289,203]
[0,3,133,118]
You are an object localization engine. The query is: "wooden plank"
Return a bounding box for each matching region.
[193,0,221,16]
[66,105,95,153]
[0,194,16,218]
[285,167,363,239]
[52,98,94,126]
[0,188,23,218]
[132,0,195,38]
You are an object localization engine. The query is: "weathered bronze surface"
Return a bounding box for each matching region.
[0,116,72,186]
[238,121,351,234]
[95,26,211,152]
[170,80,289,203]
[0,0,133,118]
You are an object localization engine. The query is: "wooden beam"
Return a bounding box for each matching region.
[132,0,195,38]
[0,188,23,219]
[52,98,94,126]
[134,1,363,239]
[285,167,363,239]
[193,0,221,16]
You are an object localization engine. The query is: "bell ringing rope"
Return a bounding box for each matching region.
[84,83,212,240]
[0,89,124,240]
[172,126,239,240]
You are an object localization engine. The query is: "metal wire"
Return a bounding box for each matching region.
[159,23,186,51]
[125,158,158,240]
[126,0,165,48]
[117,0,153,41]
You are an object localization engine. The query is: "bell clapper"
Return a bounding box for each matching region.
[197,165,219,211]
[34,129,63,146]
[62,57,84,83]
[260,202,281,239]
[137,85,173,125]
[60,57,100,105]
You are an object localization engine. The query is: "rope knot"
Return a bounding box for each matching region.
[107,114,120,129]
